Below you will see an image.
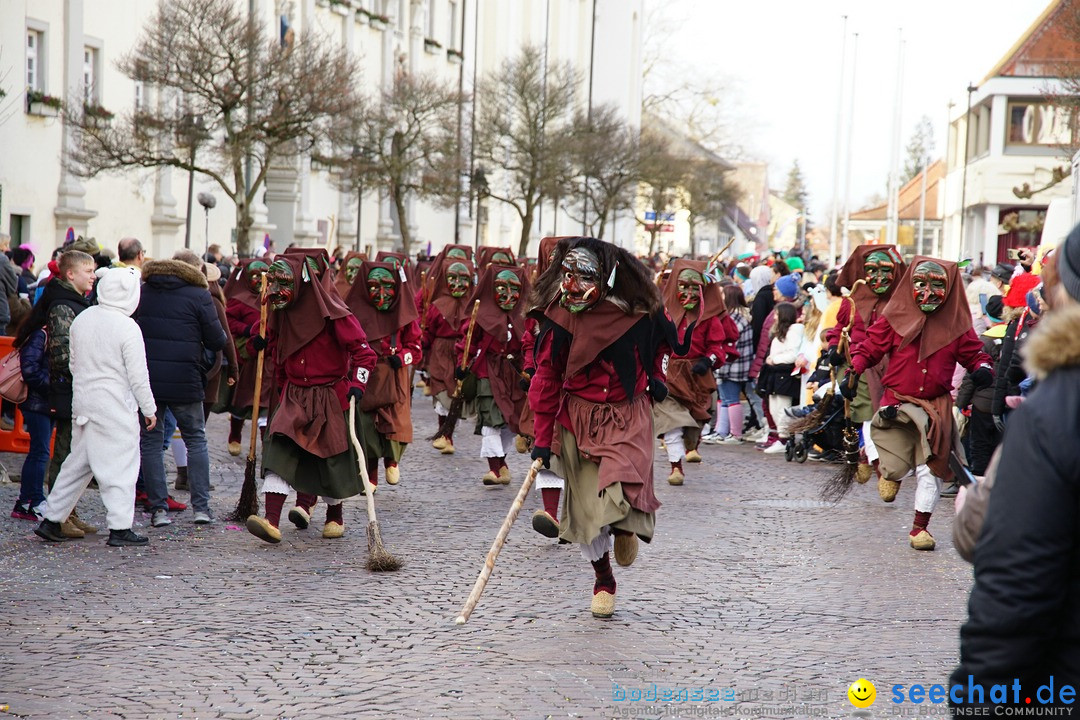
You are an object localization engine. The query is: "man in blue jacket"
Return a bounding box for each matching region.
[138,251,226,527]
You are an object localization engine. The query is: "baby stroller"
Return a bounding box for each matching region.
[784,389,846,463]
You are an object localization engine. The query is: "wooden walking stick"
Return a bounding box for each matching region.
[231,274,269,521]
[430,299,480,441]
[348,397,402,571]
[455,458,543,624]
[819,282,866,503]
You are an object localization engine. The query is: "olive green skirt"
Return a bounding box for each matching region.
[473,378,507,432]
[357,408,407,463]
[262,411,363,500]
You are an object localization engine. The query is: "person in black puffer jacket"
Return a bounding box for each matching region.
[137,255,226,526]
[951,230,1080,710]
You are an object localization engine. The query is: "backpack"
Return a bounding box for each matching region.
[0,345,28,403]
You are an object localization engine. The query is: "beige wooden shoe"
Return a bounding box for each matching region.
[667,467,685,486]
[481,470,500,486]
[591,590,616,618]
[322,521,344,539]
[531,510,559,538]
[385,465,400,485]
[856,463,873,484]
[228,441,242,456]
[878,477,901,502]
[432,435,448,450]
[909,529,936,551]
[497,466,512,485]
[246,516,282,544]
[685,449,702,463]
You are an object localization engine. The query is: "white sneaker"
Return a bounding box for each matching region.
[700,433,722,444]
[151,509,172,527]
[193,511,213,525]
[763,441,787,454]
[721,435,743,445]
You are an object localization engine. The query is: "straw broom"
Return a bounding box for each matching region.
[348,398,402,571]
[430,299,480,441]
[455,458,543,624]
[818,285,866,503]
[230,275,268,521]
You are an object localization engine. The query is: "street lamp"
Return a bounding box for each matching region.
[178,114,209,249]
[352,145,373,252]
[959,83,978,256]
[198,192,216,260]
[472,166,489,250]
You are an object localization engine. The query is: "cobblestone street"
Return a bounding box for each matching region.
[0,408,971,719]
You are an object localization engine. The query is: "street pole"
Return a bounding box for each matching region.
[828,15,848,267]
[184,146,196,249]
[204,206,211,259]
[886,29,904,247]
[917,153,928,256]
[959,84,976,259]
[841,32,858,263]
[453,0,467,243]
[356,182,363,252]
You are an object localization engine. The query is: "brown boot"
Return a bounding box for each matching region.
[174,466,189,491]
[60,518,86,539]
[68,509,98,534]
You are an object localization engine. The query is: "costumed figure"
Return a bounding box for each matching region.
[455,264,528,485]
[245,253,377,543]
[529,237,682,619]
[333,251,368,300]
[522,236,572,538]
[344,260,421,487]
[421,253,476,454]
[375,250,418,289]
[476,246,515,271]
[224,259,272,456]
[844,257,993,550]
[827,245,905,481]
[652,260,738,485]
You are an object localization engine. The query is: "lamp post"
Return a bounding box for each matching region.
[352,145,373,252]
[472,166,489,251]
[179,114,209,249]
[959,83,977,257]
[198,192,216,260]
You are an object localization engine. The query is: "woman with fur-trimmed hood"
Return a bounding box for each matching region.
[528,237,683,619]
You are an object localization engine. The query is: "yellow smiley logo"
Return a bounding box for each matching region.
[847,678,876,708]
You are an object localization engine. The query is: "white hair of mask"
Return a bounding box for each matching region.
[96,267,142,316]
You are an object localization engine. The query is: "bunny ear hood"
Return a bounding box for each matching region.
[96,267,142,316]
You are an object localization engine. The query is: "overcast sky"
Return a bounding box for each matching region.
[647,0,1052,222]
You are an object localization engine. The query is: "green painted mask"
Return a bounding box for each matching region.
[494,269,521,311]
[492,251,512,266]
[367,267,397,311]
[245,261,269,294]
[446,262,471,298]
[912,261,948,313]
[864,250,898,296]
[266,260,295,311]
[344,257,364,285]
[676,268,703,310]
[447,248,468,260]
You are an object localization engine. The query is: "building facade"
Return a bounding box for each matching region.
[940,0,1077,266]
[0,0,643,263]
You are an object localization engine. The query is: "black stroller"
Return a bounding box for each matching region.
[784,387,847,463]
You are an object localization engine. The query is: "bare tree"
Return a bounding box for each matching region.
[475,46,579,257]
[564,105,640,241]
[634,129,686,256]
[679,157,741,252]
[67,0,361,254]
[331,71,463,255]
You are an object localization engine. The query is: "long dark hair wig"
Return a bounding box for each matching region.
[528,237,662,315]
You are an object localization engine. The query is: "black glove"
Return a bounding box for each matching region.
[827,346,844,366]
[530,445,551,469]
[454,366,468,380]
[347,387,364,403]
[648,379,668,403]
[249,335,268,352]
[387,355,403,370]
[971,366,993,389]
[839,371,860,400]
[691,357,711,375]
[879,404,899,420]
[518,376,531,391]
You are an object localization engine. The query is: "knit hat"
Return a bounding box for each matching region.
[1058,223,1080,303]
[96,267,141,316]
[985,294,1005,322]
[785,256,805,272]
[991,262,1014,284]
[775,273,800,300]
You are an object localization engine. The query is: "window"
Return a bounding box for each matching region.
[449,0,459,49]
[26,30,42,90]
[134,80,144,112]
[427,0,436,39]
[83,47,98,103]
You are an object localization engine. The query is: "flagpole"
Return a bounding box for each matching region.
[828,15,848,268]
[841,32,858,262]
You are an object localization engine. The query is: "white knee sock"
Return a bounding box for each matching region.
[913,464,941,513]
[862,420,879,463]
[579,526,613,562]
[480,426,507,458]
[262,471,291,496]
[663,429,684,463]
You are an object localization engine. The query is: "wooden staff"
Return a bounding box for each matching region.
[707,236,737,268]
[348,398,401,571]
[455,458,543,624]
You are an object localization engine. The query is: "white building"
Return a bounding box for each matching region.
[940,0,1076,266]
[0,0,643,264]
